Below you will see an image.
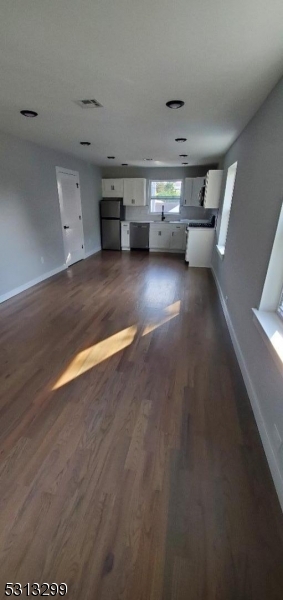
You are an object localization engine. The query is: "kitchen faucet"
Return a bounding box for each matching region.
[161,205,165,221]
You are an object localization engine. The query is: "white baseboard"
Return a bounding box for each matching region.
[84,246,101,258]
[0,247,101,304]
[211,267,283,512]
[120,248,185,254]
[0,264,67,304]
[149,249,185,254]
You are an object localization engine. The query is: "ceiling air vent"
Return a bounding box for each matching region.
[76,99,103,108]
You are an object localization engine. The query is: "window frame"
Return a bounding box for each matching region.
[253,201,283,373]
[216,162,238,259]
[277,287,283,321]
[149,179,182,215]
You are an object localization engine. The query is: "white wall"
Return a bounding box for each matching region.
[0,130,101,301]
[212,75,283,508]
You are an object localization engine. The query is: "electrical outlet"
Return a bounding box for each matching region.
[225,295,228,302]
[272,424,282,452]
[41,256,44,264]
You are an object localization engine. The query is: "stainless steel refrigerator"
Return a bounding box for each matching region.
[100,199,125,250]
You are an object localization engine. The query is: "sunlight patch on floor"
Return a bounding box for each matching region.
[52,302,181,390]
[142,300,181,335]
[53,325,137,390]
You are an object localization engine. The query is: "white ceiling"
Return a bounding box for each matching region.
[0,0,282,167]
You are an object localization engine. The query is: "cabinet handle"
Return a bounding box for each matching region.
[131,199,135,204]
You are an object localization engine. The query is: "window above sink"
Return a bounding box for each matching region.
[150,180,181,214]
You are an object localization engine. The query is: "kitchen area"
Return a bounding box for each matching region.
[100,168,223,267]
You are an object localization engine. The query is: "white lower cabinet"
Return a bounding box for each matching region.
[185,229,215,267]
[121,222,130,249]
[170,225,186,250]
[149,224,169,249]
[121,222,186,252]
[149,223,186,252]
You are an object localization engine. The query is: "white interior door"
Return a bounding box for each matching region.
[56,168,85,266]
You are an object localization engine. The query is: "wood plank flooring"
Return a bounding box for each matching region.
[1,251,283,599]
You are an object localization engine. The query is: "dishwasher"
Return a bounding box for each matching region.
[130,222,150,250]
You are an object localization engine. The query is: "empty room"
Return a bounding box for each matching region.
[1,1,283,598]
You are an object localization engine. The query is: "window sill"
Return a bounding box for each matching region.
[216,244,225,259]
[252,309,283,374]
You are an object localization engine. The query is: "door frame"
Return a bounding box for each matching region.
[56,167,85,265]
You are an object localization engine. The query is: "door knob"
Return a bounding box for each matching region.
[64,225,70,229]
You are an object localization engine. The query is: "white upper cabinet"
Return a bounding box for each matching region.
[123,178,147,206]
[203,170,223,209]
[184,178,193,206]
[184,177,205,206]
[192,177,205,206]
[102,179,124,198]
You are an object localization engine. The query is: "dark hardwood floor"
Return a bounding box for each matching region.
[1,251,283,599]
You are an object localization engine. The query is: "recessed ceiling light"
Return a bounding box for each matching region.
[80,141,91,146]
[121,163,128,166]
[179,154,188,157]
[143,158,153,161]
[175,138,187,143]
[107,156,115,159]
[20,110,38,118]
[166,100,184,109]
[182,162,188,165]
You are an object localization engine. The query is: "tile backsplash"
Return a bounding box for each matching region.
[125,205,216,222]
